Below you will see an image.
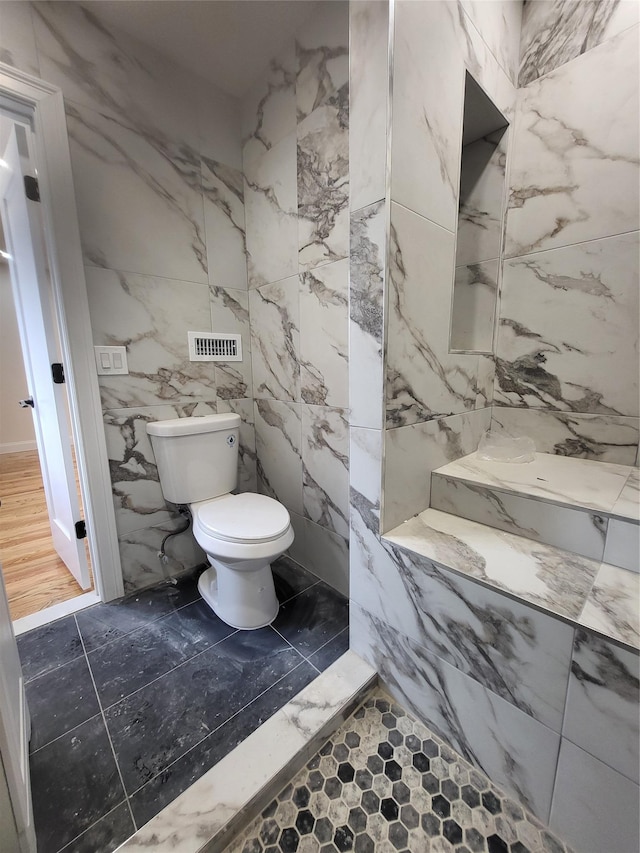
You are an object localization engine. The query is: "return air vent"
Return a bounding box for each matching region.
[188,332,242,362]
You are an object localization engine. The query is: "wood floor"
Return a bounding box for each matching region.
[0,450,93,621]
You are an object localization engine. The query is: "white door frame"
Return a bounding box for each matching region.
[0,62,123,604]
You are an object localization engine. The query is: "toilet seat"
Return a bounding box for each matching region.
[191,493,290,543]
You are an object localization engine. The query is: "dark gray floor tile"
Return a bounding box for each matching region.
[76,574,200,652]
[27,655,100,752]
[88,600,235,707]
[105,627,304,794]
[309,627,349,672]
[273,555,319,603]
[17,616,83,682]
[30,715,125,853]
[58,801,135,853]
[129,661,319,827]
[273,581,349,657]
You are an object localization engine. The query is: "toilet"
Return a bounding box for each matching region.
[146,414,294,630]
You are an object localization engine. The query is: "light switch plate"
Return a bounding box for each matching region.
[94,345,129,375]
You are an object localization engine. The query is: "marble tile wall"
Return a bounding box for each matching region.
[1,2,255,591]
[495,19,640,465]
[243,1,350,595]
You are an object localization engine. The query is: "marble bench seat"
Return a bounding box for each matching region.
[431,451,639,571]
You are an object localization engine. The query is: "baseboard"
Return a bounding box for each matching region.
[0,440,37,455]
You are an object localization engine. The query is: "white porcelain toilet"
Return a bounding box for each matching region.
[146,414,294,630]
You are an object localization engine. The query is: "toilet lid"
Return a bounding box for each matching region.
[193,493,291,543]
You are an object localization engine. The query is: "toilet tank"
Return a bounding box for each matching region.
[146,414,241,504]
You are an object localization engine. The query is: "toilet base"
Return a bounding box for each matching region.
[197,563,279,630]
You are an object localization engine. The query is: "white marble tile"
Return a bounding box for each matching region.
[297,104,349,272]
[506,26,640,257]
[209,286,252,401]
[202,159,247,291]
[456,133,508,267]
[519,0,640,87]
[384,508,602,622]
[302,406,349,540]
[66,100,206,283]
[382,409,491,531]
[351,604,561,822]
[603,518,640,573]
[613,468,640,521]
[386,202,485,427]
[299,258,349,407]
[249,275,300,402]
[117,651,375,852]
[490,408,640,466]
[86,268,214,410]
[564,628,640,784]
[349,0,389,211]
[288,512,349,597]
[450,260,499,354]
[579,562,640,650]
[0,1,39,77]
[254,399,302,515]
[119,519,205,594]
[242,41,296,159]
[295,0,348,124]
[460,0,522,85]
[434,451,632,514]
[196,82,243,172]
[349,201,386,430]
[496,233,639,418]
[217,398,257,495]
[476,354,496,409]
[244,131,298,289]
[549,739,640,853]
[350,427,383,529]
[431,475,608,563]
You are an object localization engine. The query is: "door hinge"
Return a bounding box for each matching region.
[75,520,86,540]
[24,175,40,202]
[52,362,65,384]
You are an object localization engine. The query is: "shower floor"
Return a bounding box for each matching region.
[17,557,349,853]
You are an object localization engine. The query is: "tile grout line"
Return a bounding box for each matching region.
[55,798,131,853]
[269,624,322,675]
[73,613,139,836]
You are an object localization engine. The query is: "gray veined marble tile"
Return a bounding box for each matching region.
[288,512,349,597]
[209,286,252,400]
[349,201,386,430]
[66,100,207,283]
[249,275,300,402]
[297,103,349,272]
[242,40,296,159]
[296,0,348,124]
[564,628,639,784]
[349,0,389,212]
[519,0,640,87]
[450,260,499,354]
[196,82,243,172]
[254,399,303,516]
[350,427,383,530]
[613,468,640,521]
[299,258,349,408]
[506,25,640,258]
[496,233,640,418]
[302,405,349,540]
[459,0,523,85]
[244,130,298,289]
[579,562,640,650]
[490,408,640,466]
[350,603,561,822]
[86,267,215,411]
[217,398,257,494]
[202,158,248,291]
[0,1,40,77]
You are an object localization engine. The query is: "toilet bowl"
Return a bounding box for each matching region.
[146,414,295,632]
[191,493,294,630]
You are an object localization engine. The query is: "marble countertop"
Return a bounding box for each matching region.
[384,508,640,652]
[433,452,638,520]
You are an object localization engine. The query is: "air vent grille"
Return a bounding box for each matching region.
[188,332,242,362]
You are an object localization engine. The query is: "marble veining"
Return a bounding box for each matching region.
[302,406,349,539]
[579,562,640,650]
[255,399,303,515]
[519,0,640,87]
[612,467,640,521]
[202,157,248,291]
[249,276,300,402]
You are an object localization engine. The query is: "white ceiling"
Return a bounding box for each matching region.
[86,0,318,98]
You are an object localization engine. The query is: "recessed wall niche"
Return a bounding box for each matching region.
[450,72,509,354]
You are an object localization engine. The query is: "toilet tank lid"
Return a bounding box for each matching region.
[146,413,241,437]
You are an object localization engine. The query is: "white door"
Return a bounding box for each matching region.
[0,127,90,589]
[0,564,36,852]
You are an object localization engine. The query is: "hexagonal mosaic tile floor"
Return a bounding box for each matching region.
[225,688,572,853]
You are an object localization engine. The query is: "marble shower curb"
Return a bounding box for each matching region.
[116,650,377,853]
